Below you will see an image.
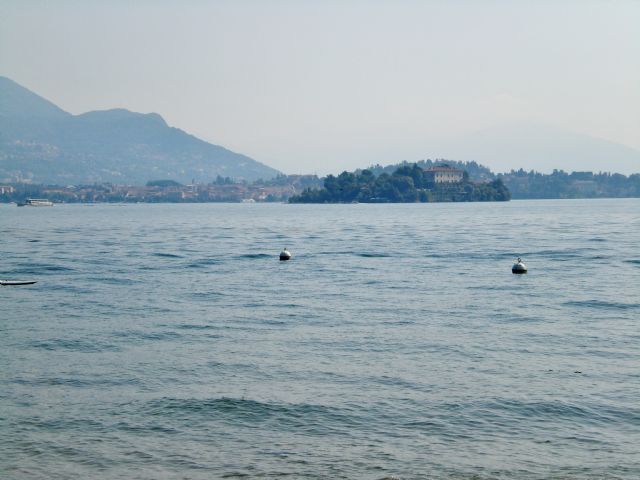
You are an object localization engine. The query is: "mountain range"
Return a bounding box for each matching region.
[2,76,638,185]
[0,76,280,184]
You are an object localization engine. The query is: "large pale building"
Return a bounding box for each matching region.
[423,166,464,184]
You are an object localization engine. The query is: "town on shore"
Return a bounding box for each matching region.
[2,161,639,204]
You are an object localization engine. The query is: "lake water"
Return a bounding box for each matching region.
[1,199,639,479]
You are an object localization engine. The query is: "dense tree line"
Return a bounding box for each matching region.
[289,164,510,203]
[500,169,640,199]
[146,179,183,187]
[253,173,323,190]
[363,159,495,182]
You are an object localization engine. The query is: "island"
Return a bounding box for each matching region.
[289,164,511,203]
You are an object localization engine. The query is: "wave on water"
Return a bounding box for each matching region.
[317,251,392,258]
[40,284,93,294]
[12,376,139,388]
[393,398,640,438]
[172,323,219,330]
[564,300,640,310]
[186,258,222,268]
[52,227,82,234]
[138,396,640,441]
[85,276,138,285]
[111,329,184,342]
[190,291,227,301]
[476,398,640,428]
[527,249,593,259]
[15,416,105,432]
[12,263,74,274]
[28,338,120,352]
[235,253,272,259]
[152,253,184,258]
[143,397,362,434]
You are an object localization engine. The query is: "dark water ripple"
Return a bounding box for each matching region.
[236,253,273,259]
[27,338,121,352]
[152,252,184,258]
[564,300,640,310]
[1,199,640,479]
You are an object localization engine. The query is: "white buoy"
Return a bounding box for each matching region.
[512,257,527,274]
[279,248,292,261]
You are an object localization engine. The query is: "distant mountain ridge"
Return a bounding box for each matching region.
[0,76,280,184]
[428,122,640,175]
[0,77,69,120]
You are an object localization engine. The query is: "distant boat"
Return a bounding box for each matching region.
[0,280,38,286]
[17,198,54,207]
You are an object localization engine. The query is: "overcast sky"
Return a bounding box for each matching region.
[1,0,639,174]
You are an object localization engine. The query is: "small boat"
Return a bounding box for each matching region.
[279,248,292,261]
[0,280,38,286]
[17,198,54,207]
[512,257,528,274]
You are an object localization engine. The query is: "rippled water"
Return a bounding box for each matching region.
[1,199,639,479]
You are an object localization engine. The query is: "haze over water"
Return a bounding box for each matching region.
[1,199,639,479]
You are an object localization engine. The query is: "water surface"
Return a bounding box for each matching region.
[1,199,639,479]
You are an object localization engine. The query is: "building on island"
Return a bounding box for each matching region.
[423,166,464,184]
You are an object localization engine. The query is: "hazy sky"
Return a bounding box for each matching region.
[1,0,639,174]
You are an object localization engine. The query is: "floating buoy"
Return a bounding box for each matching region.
[512,257,527,274]
[0,280,37,286]
[279,248,292,261]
